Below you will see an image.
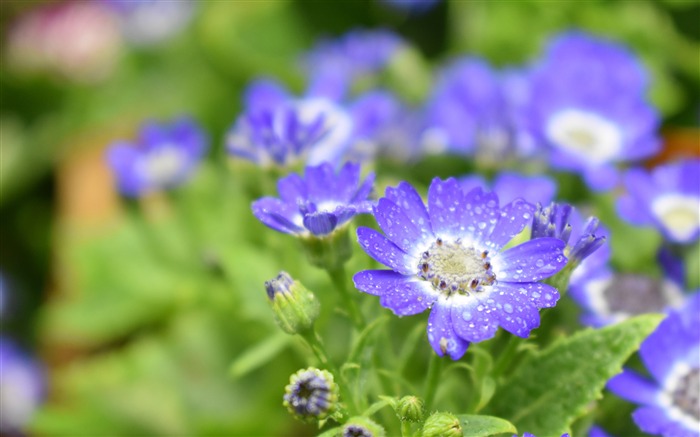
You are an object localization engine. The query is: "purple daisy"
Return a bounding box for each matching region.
[106,117,207,197]
[570,247,685,327]
[607,292,700,437]
[424,58,514,159]
[353,178,568,360]
[303,29,405,100]
[252,161,374,237]
[617,160,700,244]
[227,81,354,168]
[521,31,660,191]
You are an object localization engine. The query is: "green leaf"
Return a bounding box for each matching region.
[228,332,292,379]
[347,315,390,364]
[457,414,517,437]
[485,314,663,436]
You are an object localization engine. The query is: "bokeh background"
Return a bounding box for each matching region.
[1,0,699,435]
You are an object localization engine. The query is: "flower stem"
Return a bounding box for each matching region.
[327,267,366,329]
[424,353,443,412]
[401,421,412,437]
[299,328,356,416]
[492,334,521,379]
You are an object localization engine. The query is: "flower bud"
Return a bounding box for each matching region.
[422,412,462,437]
[283,368,339,423]
[342,417,386,437]
[265,272,319,335]
[396,396,424,423]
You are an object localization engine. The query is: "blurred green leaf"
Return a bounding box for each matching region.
[229,331,292,379]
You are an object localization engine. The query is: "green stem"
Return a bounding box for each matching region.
[401,421,412,437]
[492,335,521,379]
[327,267,366,329]
[423,353,443,412]
[299,328,357,416]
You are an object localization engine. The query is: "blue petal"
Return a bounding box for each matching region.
[334,162,362,202]
[450,296,500,343]
[427,298,470,360]
[252,198,304,234]
[491,283,546,337]
[353,269,407,296]
[607,368,660,405]
[639,308,697,383]
[385,181,433,237]
[374,198,425,253]
[492,238,567,282]
[464,188,502,246]
[356,227,415,275]
[303,211,338,236]
[428,178,468,238]
[379,280,436,316]
[305,162,338,203]
[632,406,697,437]
[486,199,534,251]
[278,173,307,204]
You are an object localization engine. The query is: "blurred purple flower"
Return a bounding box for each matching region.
[107,117,208,197]
[252,161,374,237]
[607,292,700,437]
[521,31,660,191]
[303,29,406,100]
[0,338,45,433]
[618,160,700,244]
[354,179,567,360]
[101,0,194,46]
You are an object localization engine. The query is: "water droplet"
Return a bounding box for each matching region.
[536,259,544,267]
[477,305,484,312]
[462,312,472,321]
[504,303,513,313]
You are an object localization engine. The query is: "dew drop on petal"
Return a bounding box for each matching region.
[503,303,513,314]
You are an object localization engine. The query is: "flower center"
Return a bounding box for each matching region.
[141,146,185,186]
[651,194,700,242]
[666,366,700,426]
[417,238,495,295]
[602,275,681,316]
[545,108,622,164]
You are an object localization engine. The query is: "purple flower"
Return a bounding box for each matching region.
[459,171,557,207]
[102,0,194,46]
[303,29,405,99]
[424,58,519,159]
[607,292,700,437]
[252,162,374,237]
[227,79,354,168]
[618,160,700,244]
[521,31,660,191]
[531,202,608,266]
[571,245,685,327]
[0,338,44,433]
[353,179,568,360]
[107,117,207,197]
[588,426,614,437]
[518,434,570,437]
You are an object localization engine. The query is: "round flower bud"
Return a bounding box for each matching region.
[342,417,386,437]
[396,396,425,422]
[283,368,339,423]
[422,412,462,437]
[265,272,320,335]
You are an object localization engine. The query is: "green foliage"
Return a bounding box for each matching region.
[456,414,517,437]
[485,314,663,436]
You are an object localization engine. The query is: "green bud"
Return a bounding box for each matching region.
[422,412,462,437]
[283,368,339,423]
[299,226,352,271]
[396,396,425,423]
[265,272,319,334]
[342,417,386,437]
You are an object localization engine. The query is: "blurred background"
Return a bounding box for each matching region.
[1,0,698,435]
